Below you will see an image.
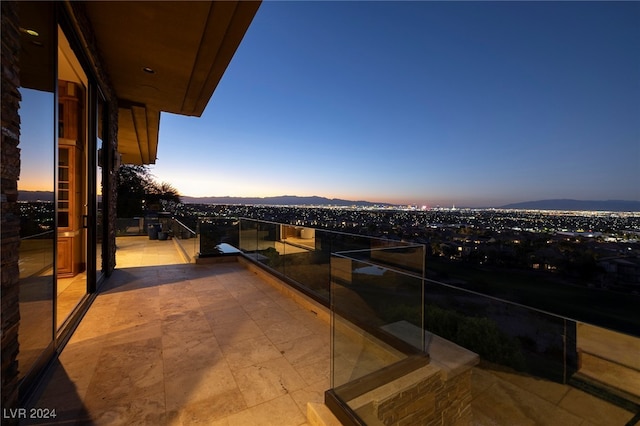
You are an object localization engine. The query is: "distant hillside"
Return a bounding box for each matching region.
[501,199,640,212]
[17,191,384,206]
[17,191,54,202]
[181,195,387,207]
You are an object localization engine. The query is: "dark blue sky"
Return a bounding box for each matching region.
[153,1,640,207]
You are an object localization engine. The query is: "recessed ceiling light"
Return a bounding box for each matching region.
[142,67,155,74]
[19,27,39,37]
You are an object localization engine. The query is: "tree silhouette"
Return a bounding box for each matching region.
[146,181,181,212]
[116,165,181,217]
[116,165,148,217]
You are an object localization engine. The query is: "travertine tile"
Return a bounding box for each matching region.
[248,306,297,329]
[162,309,212,334]
[167,388,247,425]
[199,289,241,306]
[290,379,330,414]
[203,305,250,326]
[164,361,238,412]
[232,356,307,407]
[162,334,223,374]
[293,357,330,387]
[261,318,314,346]
[269,293,304,313]
[558,388,635,426]
[289,308,330,332]
[492,369,570,405]
[210,317,265,347]
[276,334,331,368]
[159,294,201,316]
[85,339,164,411]
[221,335,284,371]
[471,375,583,426]
[470,366,499,399]
[225,394,307,426]
[241,296,282,313]
[102,321,163,348]
[33,360,92,421]
[89,390,166,426]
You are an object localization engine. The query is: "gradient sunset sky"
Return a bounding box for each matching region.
[22,1,640,207]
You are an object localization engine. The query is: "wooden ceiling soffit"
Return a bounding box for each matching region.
[182,1,261,116]
[117,102,159,165]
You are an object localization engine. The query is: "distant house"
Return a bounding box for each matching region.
[598,257,640,292]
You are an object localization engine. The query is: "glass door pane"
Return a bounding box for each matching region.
[96,99,105,282]
[56,27,89,330]
[17,1,56,381]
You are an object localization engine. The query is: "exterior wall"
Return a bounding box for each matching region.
[1,0,22,411]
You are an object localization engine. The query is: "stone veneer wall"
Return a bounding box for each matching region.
[1,0,22,412]
[1,0,119,410]
[376,369,473,426]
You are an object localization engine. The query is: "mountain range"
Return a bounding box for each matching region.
[182,195,640,211]
[499,199,640,212]
[180,195,386,207]
[16,191,640,211]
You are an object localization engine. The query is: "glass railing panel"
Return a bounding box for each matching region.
[115,217,146,236]
[330,246,427,424]
[197,217,240,257]
[215,219,421,303]
[255,221,283,274]
[239,218,259,254]
[170,218,197,262]
[330,245,425,410]
[317,229,412,255]
[426,249,640,339]
[423,278,572,382]
[280,225,331,301]
[19,231,55,280]
[342,243,425,276]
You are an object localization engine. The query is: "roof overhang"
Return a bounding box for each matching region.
[82,1,260,165]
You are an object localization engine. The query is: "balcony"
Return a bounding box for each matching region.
[24,220,639,425]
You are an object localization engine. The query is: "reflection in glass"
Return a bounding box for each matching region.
[56,26,89,329]
[330,246,426,421]
[16,1,56,380]
[96,100,104,281]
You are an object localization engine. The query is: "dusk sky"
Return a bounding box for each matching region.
[20,1,640,207]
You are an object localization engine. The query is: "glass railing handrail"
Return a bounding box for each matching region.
[332,249,425,280]
[172,217,196,235]
[422,276,577,325]
[20,230,55,240]
[334,244,426,254]
[236,217,415,246]
[333,248,594,334]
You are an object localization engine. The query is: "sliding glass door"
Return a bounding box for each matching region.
[17,0,56,385]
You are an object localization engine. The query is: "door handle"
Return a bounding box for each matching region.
[83,215,89,228]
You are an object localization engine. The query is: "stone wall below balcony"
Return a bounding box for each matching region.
[349,363,474,426]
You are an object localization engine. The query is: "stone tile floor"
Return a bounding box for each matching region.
[23,236,639,425]
[471,366,637,425]
[25,237,329,425]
